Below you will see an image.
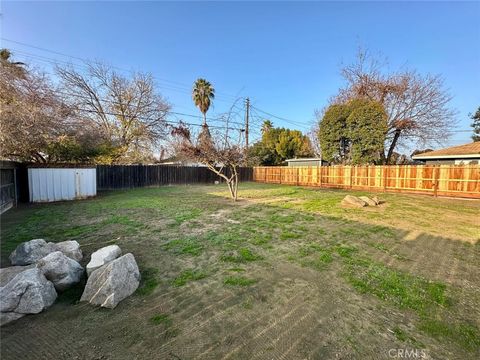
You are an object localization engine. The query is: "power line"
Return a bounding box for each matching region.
[2,38,241,101]
[13,48,236,103]
[30,81,247,127]
[250,105,309,128]
[75,107,245,131]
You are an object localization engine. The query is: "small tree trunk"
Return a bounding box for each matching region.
[226,179,236,201]
[233,166,239,201]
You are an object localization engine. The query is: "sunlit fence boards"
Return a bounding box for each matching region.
[253,165,480,199]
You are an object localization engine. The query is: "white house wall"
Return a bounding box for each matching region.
[28,168,97,202]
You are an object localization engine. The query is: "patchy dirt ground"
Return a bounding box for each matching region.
[1,184,479,359]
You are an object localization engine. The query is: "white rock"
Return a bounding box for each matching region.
[36,251,84,292]
[86,245,122,276]
[81,253,140,309]
[56,240,83,262]
[9,239,58,266]
[0,268,57,314]
[0,265,35,287]
[9,239,84,266]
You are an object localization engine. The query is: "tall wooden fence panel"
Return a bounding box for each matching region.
[97,165,253,190]
[253,165,480,199]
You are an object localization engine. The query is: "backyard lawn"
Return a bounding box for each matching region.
[1,183,479,359]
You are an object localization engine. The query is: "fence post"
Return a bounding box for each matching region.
[433,165,440,197]
[296,168,299,186]
[383,166,387,192]
[350,166,353,189]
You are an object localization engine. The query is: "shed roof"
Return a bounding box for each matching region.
[285,158,323,162]
[412,142,480,160]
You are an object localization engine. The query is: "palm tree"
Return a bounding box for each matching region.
[261,120,273,134]
[192,78,215,125]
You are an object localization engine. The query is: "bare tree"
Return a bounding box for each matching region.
[0,60,72,162]
[57,62,170,163]
[171,122,246,201]
[332,49,456,164]
[307,123,322,157]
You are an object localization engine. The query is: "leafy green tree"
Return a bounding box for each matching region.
[249,121,313,165]
[346,99,388,164]
[471,107,480,142]
[275,129,313,160]
[192,78,215,125]
[318,99,387,164]
[318,104,351,163]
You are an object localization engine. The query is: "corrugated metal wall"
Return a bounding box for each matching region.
[28,168,96,202]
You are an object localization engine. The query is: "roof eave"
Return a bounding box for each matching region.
[412,154,480,160]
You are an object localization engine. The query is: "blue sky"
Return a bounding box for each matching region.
[2,1,479,151]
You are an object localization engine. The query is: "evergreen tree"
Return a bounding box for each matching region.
[318,99,387,164]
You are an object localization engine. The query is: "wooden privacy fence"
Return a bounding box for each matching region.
[253,165,480,199]
[97,165,253,190]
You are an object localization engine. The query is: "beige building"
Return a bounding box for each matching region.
[412,142,480,165]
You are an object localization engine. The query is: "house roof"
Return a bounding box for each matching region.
[285,158,323,162]
[412,142,480,160]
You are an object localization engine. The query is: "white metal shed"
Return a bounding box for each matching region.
[28,168,96,202]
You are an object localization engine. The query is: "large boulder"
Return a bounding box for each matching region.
[9,239,84,266]
[81,253,140,309]
[0,265,35,287]
[36,252,84,292]
[341,195,367,208]
[9,239,58,266]
[359,196,378,206]
[0,268,57,317]
[56,240,83,262]
[86,245,122,276]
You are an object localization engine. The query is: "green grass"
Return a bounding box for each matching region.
[1,183,479,356]
[163,237,204,256]
[137,268,159,296]
[280,231,302,240]
[335,244,358,258]
[220,248,263,263]
[418,319,480,351]
[150,314,172,326]
[223,276,257,286]
[344,259,449,312]
[172,269,207,287]
[393,327,425,348]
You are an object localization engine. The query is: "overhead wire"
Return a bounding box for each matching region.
[2,38,241,102]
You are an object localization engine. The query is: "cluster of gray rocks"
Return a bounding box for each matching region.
[0,240,140,326]
[341,195,382,208]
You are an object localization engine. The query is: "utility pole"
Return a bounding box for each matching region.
[245,97,250,149]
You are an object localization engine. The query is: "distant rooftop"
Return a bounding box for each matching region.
[285,158,323,162]
[412,142,480,159]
